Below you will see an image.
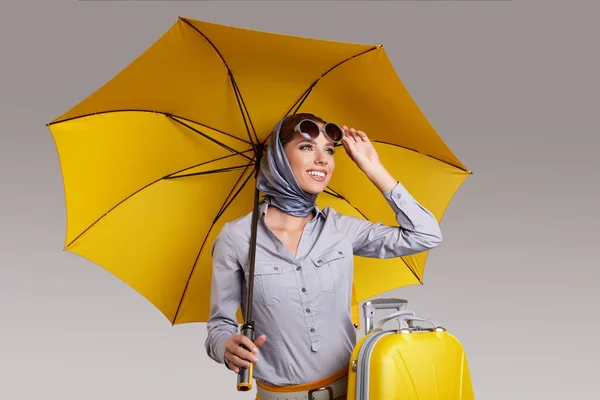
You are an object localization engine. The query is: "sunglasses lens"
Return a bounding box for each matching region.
[325,123,344,142]
[299,120,320,139]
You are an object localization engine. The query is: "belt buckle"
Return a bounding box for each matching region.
[307,386,333,400]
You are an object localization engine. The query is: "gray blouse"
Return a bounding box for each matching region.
[204,181,443,386]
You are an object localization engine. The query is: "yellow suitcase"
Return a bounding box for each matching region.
[347,299,474,400]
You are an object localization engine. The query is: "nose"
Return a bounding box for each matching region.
[314,149,328,165]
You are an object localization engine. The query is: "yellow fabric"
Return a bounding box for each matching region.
[351,284,360,329]
[48,17,470,325]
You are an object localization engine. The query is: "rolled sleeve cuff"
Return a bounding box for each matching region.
[215,337,229,365]
[383,180,412,201]
[383,182,415,221]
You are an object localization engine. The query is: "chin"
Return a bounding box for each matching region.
[304,189,323,195]
[301,182,328,195]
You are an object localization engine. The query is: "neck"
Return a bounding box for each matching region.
[265,204,314,232]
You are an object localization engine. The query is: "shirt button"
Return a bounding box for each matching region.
[310,328,315,332]
[274,266,279,271]
[301,287,307,293]
[296,266,302,271]
[305,308,311,313]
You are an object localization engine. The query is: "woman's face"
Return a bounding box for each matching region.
[284,121,336,195]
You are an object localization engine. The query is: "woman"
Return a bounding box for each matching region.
[205,113,443,400]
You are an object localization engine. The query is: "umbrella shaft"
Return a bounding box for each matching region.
[245,144,264,323]
[245,186,260,322]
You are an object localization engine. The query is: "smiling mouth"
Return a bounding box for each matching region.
[308,170,326,181]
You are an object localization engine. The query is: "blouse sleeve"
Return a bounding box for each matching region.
[333,182,443,258]
[204,222,243,366]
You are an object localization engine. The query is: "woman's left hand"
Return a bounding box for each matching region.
[341,126,382,173]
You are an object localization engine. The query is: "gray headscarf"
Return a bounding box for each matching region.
[255,116,317,217]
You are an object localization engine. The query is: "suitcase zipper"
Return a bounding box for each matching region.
[355,331,394,400]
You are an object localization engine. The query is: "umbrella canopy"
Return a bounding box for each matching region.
[48,17,470,326]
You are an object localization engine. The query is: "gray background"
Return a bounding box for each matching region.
[1,0,598,399]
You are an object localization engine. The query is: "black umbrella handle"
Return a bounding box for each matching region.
[236,322,255,391]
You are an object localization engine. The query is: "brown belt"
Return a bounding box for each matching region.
[256,367,348,400]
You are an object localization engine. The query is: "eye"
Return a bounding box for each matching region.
[325,147,335,155]
[300,144,313,151]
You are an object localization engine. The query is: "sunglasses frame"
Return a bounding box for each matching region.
[292,119,345,145]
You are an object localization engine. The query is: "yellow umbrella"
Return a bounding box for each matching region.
[47,17,470,329]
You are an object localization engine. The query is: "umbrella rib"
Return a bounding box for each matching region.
[261,84,317,147]
[47,109,251,146]
[373,141,472,173]
[63,151,254,250]
[229,73,260,145]
[165,164,251,179]
[215,161,256,222]
[280,46,471,174]
[323,188,346,201]
[171,162,256,324]
[179,17,229,70]
[324,186,422,284]
[169,112,251,146]
[179,17,258,146]
[324,186,370,221]
[167,114,253,162]
[291,85,316,116]
[284,45,381,117]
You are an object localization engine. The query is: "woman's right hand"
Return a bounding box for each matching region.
[224,333,267,373]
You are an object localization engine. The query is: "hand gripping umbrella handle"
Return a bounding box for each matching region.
[237,322,255,391]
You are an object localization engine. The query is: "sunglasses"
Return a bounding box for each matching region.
[292,119,345,145]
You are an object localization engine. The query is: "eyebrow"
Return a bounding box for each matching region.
[297,138,334,147]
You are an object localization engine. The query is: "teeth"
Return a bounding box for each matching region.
[308,171,325,178]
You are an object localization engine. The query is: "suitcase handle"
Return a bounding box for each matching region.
[363,298,409,335]
[373,310,444,332]
[404,316,445,331]
[372,309,415,332]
